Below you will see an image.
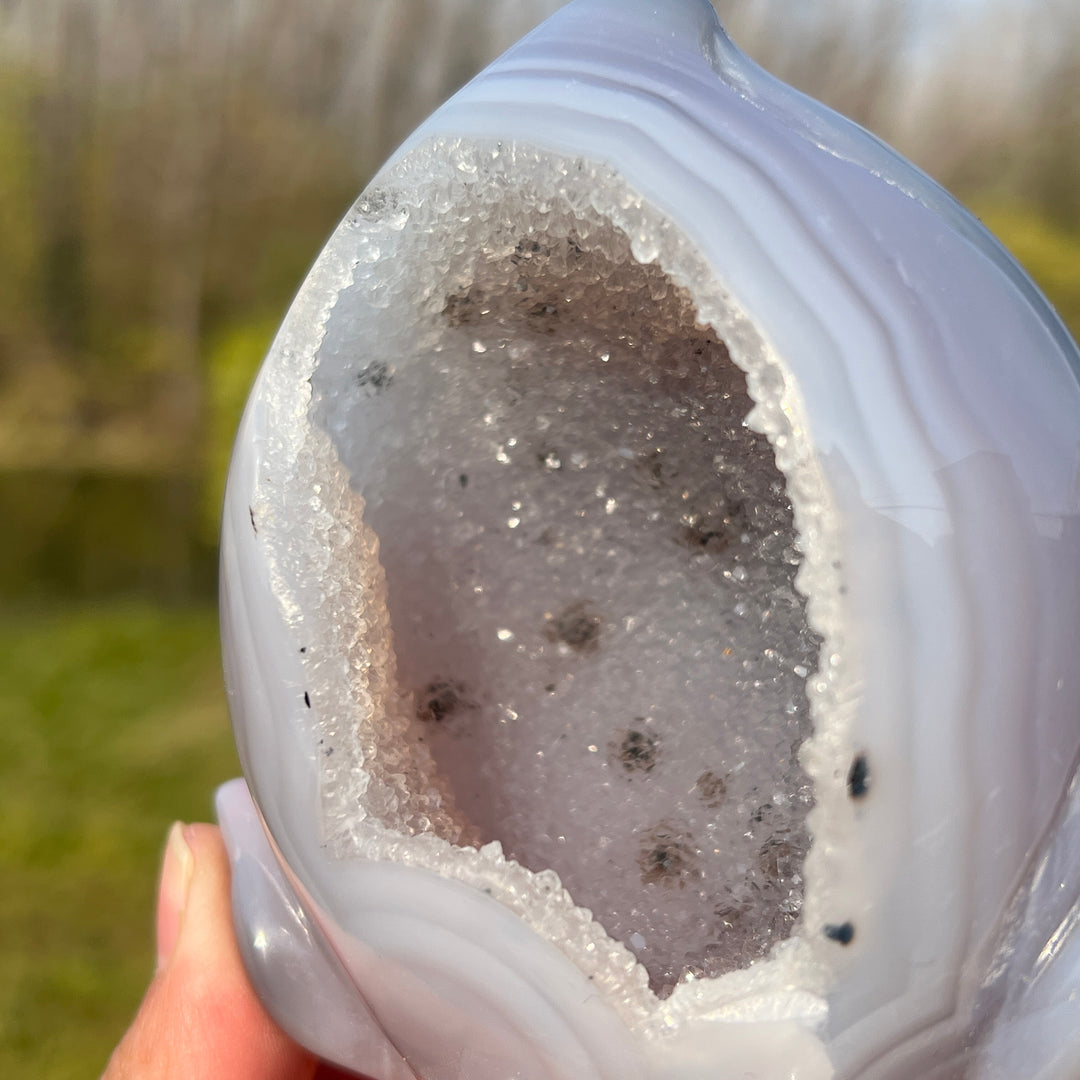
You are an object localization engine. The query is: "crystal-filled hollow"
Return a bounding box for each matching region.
[309,143,821,995]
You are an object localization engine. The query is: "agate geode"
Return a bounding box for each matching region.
[217,1,1080,1077]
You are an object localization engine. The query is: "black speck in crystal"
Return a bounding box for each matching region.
[249,506,257,534]
[695,770,727,807]
[458,473,468,489]
[544,601,601,653]
[676,520,728,555]
[417,679,469,723]
[355,360,393,394]
[526,300,559,332]
[637,821,699,888]
[511,238,545,261]
[303,691,311,708]
[614,727,659,773]
[824,922,855,945]
[443,289,478,326]
[848,754,870,799]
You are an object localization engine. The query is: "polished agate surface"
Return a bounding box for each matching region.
[219,1,1080,1077]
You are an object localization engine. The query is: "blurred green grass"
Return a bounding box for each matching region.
[0,603,236,1079]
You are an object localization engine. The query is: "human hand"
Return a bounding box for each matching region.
[103,823,362,1080]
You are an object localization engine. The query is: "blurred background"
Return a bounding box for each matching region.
[0,0,1077,1075]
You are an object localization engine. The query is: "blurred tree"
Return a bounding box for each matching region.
[1025,1,1080,231]
[0,0,1075,601]
[0,4,369,598]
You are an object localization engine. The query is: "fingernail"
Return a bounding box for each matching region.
[156,822,194,971]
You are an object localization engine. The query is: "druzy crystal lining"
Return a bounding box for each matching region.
[257,138,839,1006]
[321,141,821,993]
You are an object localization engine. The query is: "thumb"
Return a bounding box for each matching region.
[103,822,318,1080]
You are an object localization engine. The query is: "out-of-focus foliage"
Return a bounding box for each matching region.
[0,29,365,597]
[0,3,1077,1076]
[0,0,1076,601]
[0,605,235,1079]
